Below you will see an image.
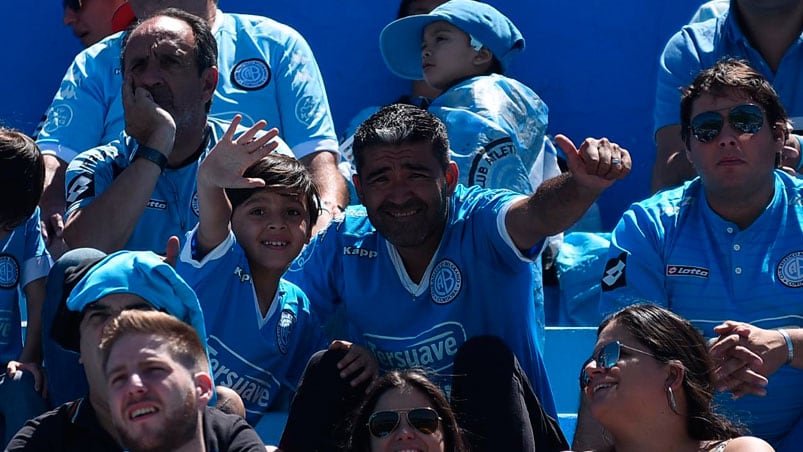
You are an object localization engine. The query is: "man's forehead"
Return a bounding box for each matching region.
[127,16,195,50]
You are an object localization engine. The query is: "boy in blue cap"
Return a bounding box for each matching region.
[176,117,377,427]
[8,250,265,451]
[0,128,51,449]
[379,0,560,197]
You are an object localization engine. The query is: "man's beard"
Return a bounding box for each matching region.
[117,391,199,452]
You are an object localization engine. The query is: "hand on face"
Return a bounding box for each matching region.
[123,72,177,153]
[555,134,631,193]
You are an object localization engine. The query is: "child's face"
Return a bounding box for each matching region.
[231,189,311,273]
[421,21,483,91]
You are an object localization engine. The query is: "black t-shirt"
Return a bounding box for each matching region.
[6,398,265,451]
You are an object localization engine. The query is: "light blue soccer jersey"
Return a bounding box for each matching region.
[655,11,803,132]
[429,74,558,194]
[63,118,292,254]
[177,229,328,425]
[0,209,52,363]
[37,10,337,162]
[600,173,803,445]
[285,184,556,416]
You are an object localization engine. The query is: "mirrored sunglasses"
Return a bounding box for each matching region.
[690,104,764,143]
[368,407,441,438]
[579,341,655,389]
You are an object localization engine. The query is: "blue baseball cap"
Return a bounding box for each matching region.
[380,0,525,80]
[56,250,208,353]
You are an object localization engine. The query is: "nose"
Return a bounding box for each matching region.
[393,418,417,441]
[126,373,147,395]
[718,123,741,148]
[421,44,431,59]
[584,359,605,382]
[63,7,78,25]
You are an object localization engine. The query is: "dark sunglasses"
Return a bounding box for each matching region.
[368,407,441,438]
[579,341,655,389]
[689,104,764,143]
[64,0,82,11]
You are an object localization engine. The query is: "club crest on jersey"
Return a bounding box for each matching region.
[231,59,271,91]
[0,254,20,289]
[777,251,803,288]
[191,191,200,217]
[601,252,627,291]
[295,95,317,127]
[666,265,709,278]
[468,138,530,193]
[43,104,74,133]
[430,259,461,304]
[276,309,297,355]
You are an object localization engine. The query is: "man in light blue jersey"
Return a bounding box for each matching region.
[597,59,803,451]
[280,103,631,451]
[61,8,289,254]
[651,0,803,192]
[38,0,346,257]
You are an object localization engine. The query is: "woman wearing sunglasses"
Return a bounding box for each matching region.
[580,304,773,452]
[346,370,469,452]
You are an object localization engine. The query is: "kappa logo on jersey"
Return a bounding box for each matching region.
[777,251,803,288]
[231,59,271,91]
[430,259,462,304]
[191,192,200,217]
[601,252,627,291]
[43,104,74,133]
[234,266,252,283]
[295,95,317,126]
[364,322,467,372]
[275,309,296,355]
[343,246,377,258]
[0,255,20,289]
[207,336,281,417]
[666,265,709,278]
[65,175,94,204]
[468,138,530,193]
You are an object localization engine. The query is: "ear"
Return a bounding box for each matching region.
[352,174,365,205]
[773,121,788,143]
[473,47,493,68]
[200,66,219,104]
[665,361,685,391]
[194,372,214,405]
[445,162,459,194]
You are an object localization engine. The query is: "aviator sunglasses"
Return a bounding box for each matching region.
[689,104,764,143]
[579,341,656,389]
[368,407,441,438]
[64,0,82,10]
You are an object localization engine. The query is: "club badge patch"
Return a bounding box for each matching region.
[430,259,461,304]
[276,309,297,354]
[231,59,271,90]
[777,251,803,288]
[0,254,20,289]
[43,104,75,133]
[191,191,200,217]
[601,252,627,291]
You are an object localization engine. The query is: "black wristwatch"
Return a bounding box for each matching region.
[134,145,168,173]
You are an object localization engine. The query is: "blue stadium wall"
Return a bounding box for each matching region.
[3,0,704,229]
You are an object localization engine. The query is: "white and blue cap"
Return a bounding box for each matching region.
[58,250,209,356]
[380,0,524,80]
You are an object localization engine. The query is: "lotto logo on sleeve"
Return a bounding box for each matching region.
[666,265,709,278]
[364,322,467,373]
[601,252,627,291]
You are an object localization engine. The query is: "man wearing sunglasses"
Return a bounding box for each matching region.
[597,59,803,451]
[651,0,803,193]
[62,0,133,48]
[36,0,347,259]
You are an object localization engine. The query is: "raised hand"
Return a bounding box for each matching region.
[555,134,631,192]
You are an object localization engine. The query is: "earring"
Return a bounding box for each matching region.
[666,386,680,415]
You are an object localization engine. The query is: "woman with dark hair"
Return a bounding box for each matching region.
[347,369,469,452]
[580,304,773,452]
